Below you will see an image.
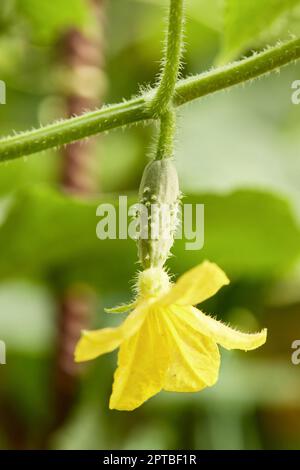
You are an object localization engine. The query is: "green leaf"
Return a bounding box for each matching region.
[0,185,298,290]
[153,357,300,408]
[0,281,55,353]
[221,0,300,62]
[51,402,105,450]
[170,191,300,279]
[16,0,90,43]
[177,81,300,216]
[0,353,52,427]
[0,186,137,291]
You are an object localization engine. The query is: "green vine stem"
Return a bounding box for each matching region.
[151,0,184,116]
[1,37,300,162]
[153,0,184,161]
[155,107,176,160]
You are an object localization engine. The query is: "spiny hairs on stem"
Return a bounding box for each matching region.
[0,37,300,163]
[155,107,176,160]
[151,0,185,162]
[150,0,185,118]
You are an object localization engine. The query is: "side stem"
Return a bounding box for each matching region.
[0,37,300,162]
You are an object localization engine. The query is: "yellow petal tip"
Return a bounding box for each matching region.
[204,260,230,285]
[228,326,268,352]
[245,328,267,351]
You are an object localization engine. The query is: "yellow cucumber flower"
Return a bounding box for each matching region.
[75,261,267,411]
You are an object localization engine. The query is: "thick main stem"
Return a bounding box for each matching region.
[0,37,300,162]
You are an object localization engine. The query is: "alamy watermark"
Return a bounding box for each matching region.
[0,80,6,104]
[291,340,300,365]
[96,196,204,251]
[291,80,300,105]
[0,340,6,364]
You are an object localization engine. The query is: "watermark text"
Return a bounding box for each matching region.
[0,340,6,364]
[96,196,204,251]
[0,80,6,104]
[291,80,300,105]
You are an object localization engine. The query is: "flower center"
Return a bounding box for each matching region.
[137,267,171,299]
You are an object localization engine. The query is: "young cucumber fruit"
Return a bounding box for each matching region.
[137,158,180,269]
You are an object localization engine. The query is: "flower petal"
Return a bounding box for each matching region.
[186,306,267,351]
[160,261,229,307]
[74,306,147,362]
[163,307,220,392]
[109,308,169,411]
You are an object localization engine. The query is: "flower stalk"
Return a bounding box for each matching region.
[137,0,184,269]
[155,107,176,160]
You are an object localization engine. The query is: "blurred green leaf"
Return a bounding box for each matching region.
[16,0,90,43]
[0,353,51,429]
[177,74,300,218]
[171,190,300,279]
[0,185,298,291]
[135,0,223,32]
[122,423,173,450]
[0,281,55,353]
[152,356,300,408]
[221,0,300,62]
[0,185,137,292]
[51,402,105,450]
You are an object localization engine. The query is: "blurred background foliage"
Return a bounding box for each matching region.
[0,0,300,450]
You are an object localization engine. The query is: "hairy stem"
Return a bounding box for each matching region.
[151,0,184,116]
[0,97,149,162]
[155,107,176,160]
[153,0,184,161]
[175,38,300,105]
[0,37,300,162]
